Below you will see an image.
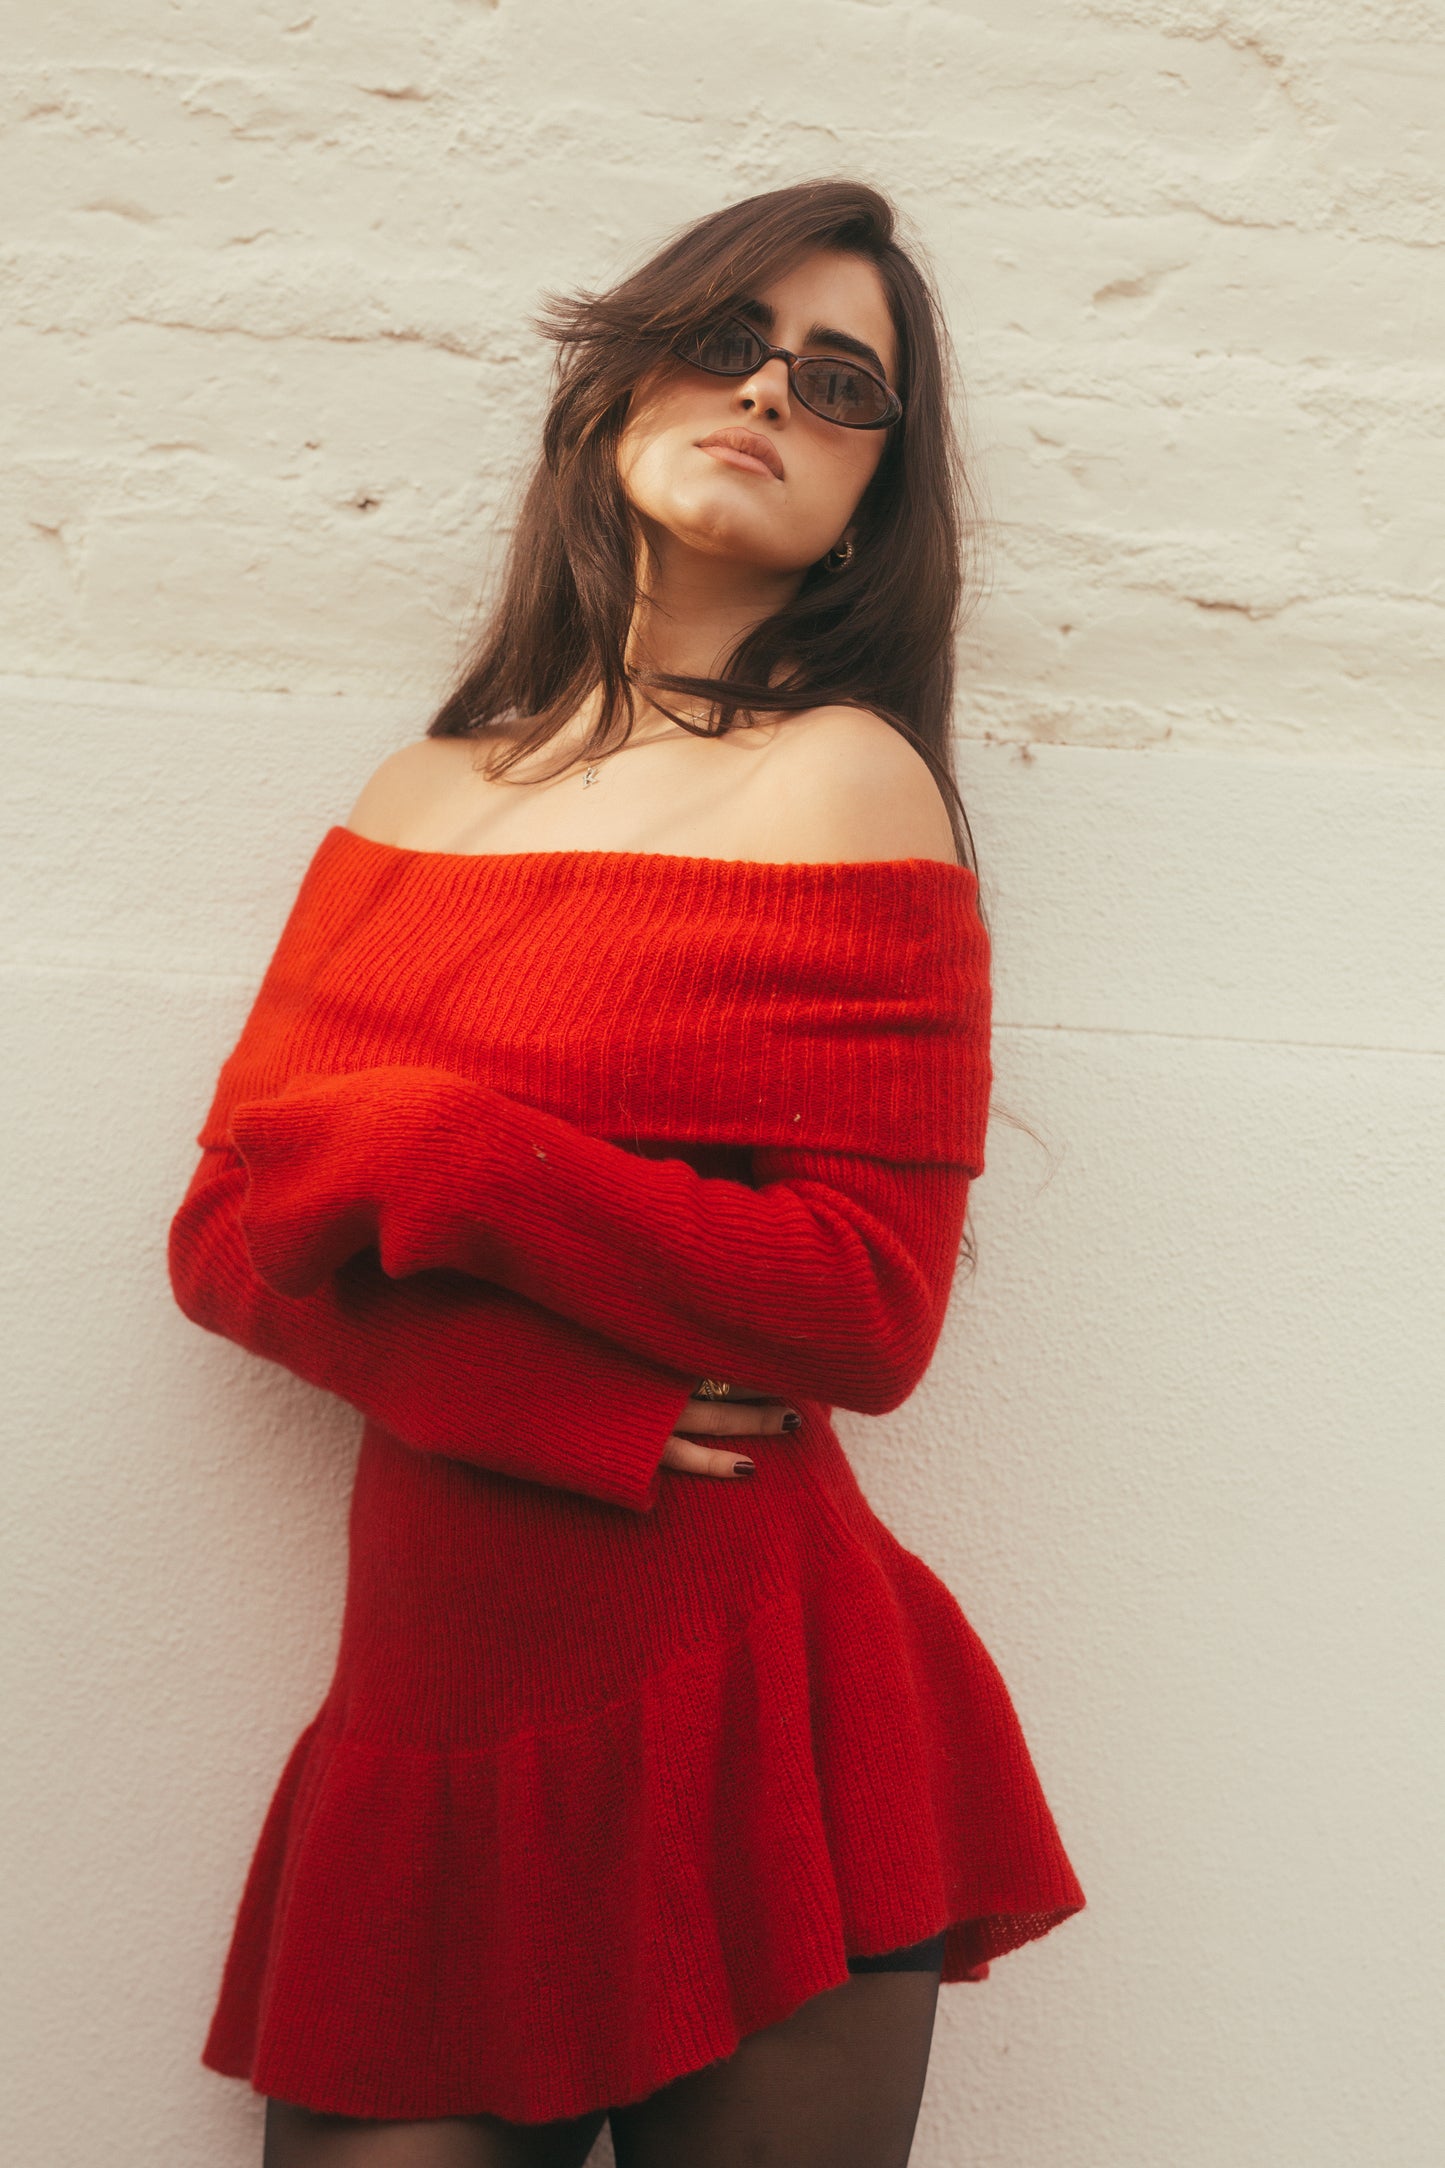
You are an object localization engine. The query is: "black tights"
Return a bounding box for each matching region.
[262,1950,944,2168]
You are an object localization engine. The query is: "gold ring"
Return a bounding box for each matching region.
[695,1377,732,1399]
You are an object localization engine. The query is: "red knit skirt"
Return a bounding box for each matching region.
[201,1413,1085,2124]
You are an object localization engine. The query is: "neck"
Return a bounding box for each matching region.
[624,526,803,712]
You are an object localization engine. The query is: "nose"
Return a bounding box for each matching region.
[732,354,791,424]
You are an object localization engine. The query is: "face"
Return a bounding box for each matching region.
[616,247,899,582]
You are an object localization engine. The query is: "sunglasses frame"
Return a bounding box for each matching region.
[672,313,903,431]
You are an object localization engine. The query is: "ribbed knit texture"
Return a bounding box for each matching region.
[168,826,1085,2125]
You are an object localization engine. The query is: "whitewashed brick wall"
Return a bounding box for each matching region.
[6,0,1441,754]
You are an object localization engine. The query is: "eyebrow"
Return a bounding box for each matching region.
[735,296,892,383]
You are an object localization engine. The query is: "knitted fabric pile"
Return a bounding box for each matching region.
[168,824,1085,2125]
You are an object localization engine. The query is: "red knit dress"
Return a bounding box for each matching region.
[168,825,1085,2126]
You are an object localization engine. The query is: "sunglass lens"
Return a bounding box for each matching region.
[795,359,890,426]
[685,322,764,375]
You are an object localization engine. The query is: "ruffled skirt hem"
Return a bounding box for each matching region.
[200,1535,1085,2124]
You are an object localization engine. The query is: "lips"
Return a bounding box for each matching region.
[696,428,784,480]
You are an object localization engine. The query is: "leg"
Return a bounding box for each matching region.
[607,1960,943,2168]
[262,2096,608,2168]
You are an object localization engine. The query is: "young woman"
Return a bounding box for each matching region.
[169,178,1084,2168]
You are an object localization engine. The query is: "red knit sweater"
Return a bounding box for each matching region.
[169,826,1084,2125]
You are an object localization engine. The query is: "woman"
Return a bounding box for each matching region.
[169,178,1085,2168]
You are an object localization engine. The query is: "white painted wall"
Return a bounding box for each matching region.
[3,5,1442,2165]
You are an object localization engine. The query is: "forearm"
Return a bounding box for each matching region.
[167,1145,699,1513]
[227,1069,972,1416]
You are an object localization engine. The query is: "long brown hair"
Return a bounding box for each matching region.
[428,177,990,879]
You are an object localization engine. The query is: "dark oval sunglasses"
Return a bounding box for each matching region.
[672,314,902,431]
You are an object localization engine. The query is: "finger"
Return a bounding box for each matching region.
[675,1396,801,1436]
[660,1433,757,1479]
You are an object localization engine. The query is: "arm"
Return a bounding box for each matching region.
[167,1142,701,1513]
[225,1069,974,1417]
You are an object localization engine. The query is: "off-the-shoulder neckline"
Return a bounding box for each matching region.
[325,824,977,881]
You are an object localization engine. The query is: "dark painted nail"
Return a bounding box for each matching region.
[732,1459,756,1476]
[781,1410,802,1430]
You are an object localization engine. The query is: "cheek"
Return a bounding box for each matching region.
[795,435,885,538]
[617,371,693,488]
[616,427,683,524]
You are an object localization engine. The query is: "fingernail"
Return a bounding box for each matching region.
[781,1410,802,1430]
[732,1459,756,1476]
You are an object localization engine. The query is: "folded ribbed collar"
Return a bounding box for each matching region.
[199,825,993,1170]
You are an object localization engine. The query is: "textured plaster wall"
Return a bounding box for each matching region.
[3,5,1442,2167]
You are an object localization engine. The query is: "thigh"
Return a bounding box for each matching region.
[607,1964,943,2168]
[262,2095,609,2168]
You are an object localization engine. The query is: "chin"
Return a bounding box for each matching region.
[656,503,809,572]
[639,502,756,563]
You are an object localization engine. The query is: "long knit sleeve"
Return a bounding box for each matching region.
[225,1067,972,1418]
[167,1140,702,1513]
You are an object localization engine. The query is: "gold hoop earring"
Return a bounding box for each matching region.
[824,537,854,572]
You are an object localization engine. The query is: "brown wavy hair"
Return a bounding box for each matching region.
[427,177,990,880]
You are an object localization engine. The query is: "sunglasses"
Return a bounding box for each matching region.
[672,314,903,431]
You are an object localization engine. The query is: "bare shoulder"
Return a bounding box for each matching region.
[342,734,470,843]
[750,704,961,867]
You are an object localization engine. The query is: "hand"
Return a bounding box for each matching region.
[660,1380,802,1480]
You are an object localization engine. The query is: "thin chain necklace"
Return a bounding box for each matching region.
[579,715,691,788]
[477,702,695,791]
